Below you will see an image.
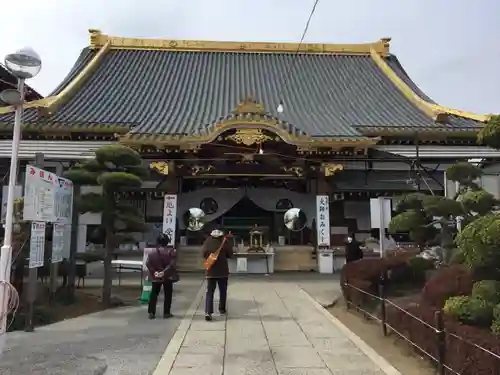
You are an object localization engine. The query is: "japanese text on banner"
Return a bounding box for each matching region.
[316,195,331,247]
[29,222,46,268]
[162,195,177,246]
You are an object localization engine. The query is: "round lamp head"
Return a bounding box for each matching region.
[5,47,42,79]
[0,89,23,105]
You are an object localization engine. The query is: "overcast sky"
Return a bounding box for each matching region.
[1,0,498,114]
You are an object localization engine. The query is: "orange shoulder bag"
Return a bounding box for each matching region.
[203,236,228,271]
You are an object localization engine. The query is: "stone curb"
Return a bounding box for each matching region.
[299,287,402,375]
[151,281,205,375]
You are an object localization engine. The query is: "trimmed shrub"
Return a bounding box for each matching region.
[420,265,474,308]
[444,295,471,321]
[406,256,434,282]
[445,318,500,374]
[472,280,500,304]
[494,303,500,321]
[386,300,500,375]
[444,296,495,327]
[491,319,500,336]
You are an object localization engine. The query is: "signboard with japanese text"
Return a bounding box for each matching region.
[29,221,46,268]
[316,195,331,247]
[23,165,74,223]
[23,165,56,222]
[162,194,177,246]
[51,223,67,263]
[53,176,74,224]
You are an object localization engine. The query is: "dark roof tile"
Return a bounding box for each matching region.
[0,47,485,136]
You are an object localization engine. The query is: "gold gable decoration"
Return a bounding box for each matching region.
[150,161,169,175]
[232,97,266,115]
[323,163,344,177]
[226,128,272,146]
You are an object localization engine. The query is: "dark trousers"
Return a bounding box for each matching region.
[148,281,173,315]
[205,277,228,315]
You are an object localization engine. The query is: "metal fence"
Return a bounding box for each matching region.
[343,280,500,375]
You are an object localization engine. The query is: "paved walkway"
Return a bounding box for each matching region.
[1,276,204,375]
[154,278,400,375]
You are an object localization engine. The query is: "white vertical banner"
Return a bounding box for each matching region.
[316,195,331,247]
[29,222,46,268]
[51,223,66,263]
[162,194,178,246]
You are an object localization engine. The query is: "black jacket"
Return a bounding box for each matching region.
[345,240,363,263]
[202,235,233,278]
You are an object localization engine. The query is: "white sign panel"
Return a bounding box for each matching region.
[2,185,22,223]
[23,165,73,223]
[162,194,177,246]
[51,223,67,263]
[316,195,331,247]
[370,198,392,229]
[29,221,46,268]
[54,176,74,224]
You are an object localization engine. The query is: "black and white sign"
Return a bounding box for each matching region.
[316,195,331,247]
[29,221,46,268]
[162,194,177,246]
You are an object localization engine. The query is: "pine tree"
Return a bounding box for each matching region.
[64,145,148,306]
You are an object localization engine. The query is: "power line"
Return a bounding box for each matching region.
[277,0,321,112]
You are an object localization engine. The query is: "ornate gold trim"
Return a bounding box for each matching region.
[0,41,111,115]
[150,161,169,175]
[369,48,489,123]
[119,119,380,149]
[323,163,344,177]
[89,29,391,55]
[226,128,272,146]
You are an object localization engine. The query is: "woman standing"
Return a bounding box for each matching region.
[202,227,233,321]
[146,233,178,319]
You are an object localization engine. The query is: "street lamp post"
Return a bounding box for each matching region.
[0,48,41,341]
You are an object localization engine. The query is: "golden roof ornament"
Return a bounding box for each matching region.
[233,97,266,115]
[150,161,169,175]
[323,163,344,177]
[226,128,272,146]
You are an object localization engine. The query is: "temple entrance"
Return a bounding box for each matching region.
[218,196,274,246]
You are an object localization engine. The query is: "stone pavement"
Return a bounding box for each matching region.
[154,278,400,375]
[0,275,204,375]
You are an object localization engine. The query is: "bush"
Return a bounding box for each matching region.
[387,300,500,374]
[491,319,500,336]
[406,256,434,281]
[494,303,500,321]
[341,251,424,310]
[472,280,500,304]
[420,265,474,308]
[455,213,500,270]
[444,296,495,327]
[444,295,471,320]
[449,248,466,265]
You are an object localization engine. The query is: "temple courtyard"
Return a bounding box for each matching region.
[1,275,400,375]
